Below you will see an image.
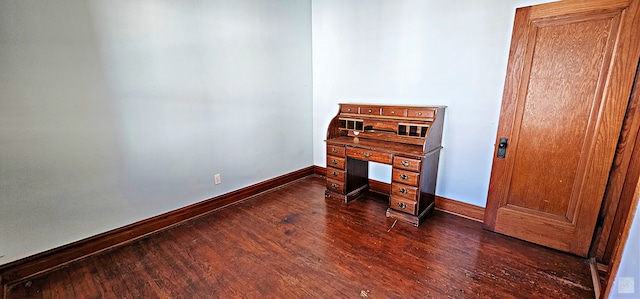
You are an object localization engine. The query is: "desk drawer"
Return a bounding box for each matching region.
[327,167,345,181]
[341,105,358,114]
[407,108,435,119]
[346,148,392,164]
[327,156,345,169]
[326,178,344,194]
[392,168,420,186]
[390,196,417,215]
[327,144,345,157]
[381,107,407,117]
[391,183,419,201]
[393,156,421,172]
[360,106,381,115]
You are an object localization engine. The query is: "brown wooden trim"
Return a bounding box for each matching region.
[601,61,640,298]
[604,69,640,262]
[369,179,391,194]
[313,165,326,176]
[0,166,314,289]
[435,196,485,223]
[595,57,640,261]
[602,176,640,298]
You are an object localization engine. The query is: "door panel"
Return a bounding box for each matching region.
[484,0,640,257]
[508,15,614,218]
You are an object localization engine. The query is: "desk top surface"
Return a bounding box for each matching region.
[326,136,427,158]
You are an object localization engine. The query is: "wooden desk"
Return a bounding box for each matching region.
[325,104,446,226]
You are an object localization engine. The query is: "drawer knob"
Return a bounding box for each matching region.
[418,112,422,116]
[397,202,407,209]
[332,183,339,189]
[332,171,338,176]
[332,159,338,165]
[401,161,411,167]
[391,111,395,114]
[399,174,410,181]
[363,152,372,158]
[399,188,408,194]
[368,109,372,113]
[332,148,338,153]
[347,108,351,112]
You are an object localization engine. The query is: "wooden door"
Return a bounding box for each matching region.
[483,0,640,257]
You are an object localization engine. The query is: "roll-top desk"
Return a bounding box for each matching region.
[325,104,446,226]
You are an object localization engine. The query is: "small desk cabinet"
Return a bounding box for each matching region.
[325,104,446,226]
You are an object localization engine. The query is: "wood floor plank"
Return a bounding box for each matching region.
[6,175,594,298]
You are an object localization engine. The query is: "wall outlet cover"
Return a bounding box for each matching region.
[618,277,635,294]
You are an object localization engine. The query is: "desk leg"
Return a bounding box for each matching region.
[386,201,435,226]
[325,184,369,202]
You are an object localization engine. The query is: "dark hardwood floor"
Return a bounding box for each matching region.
[6,175,594,298]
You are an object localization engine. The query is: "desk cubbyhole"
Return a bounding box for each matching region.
[339,118,364,132]
[409,126,418,137]
[398,123,429,138]
[398,124,407,135]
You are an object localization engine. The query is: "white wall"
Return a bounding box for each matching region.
[0,0,312,264]
[312,0,553,207]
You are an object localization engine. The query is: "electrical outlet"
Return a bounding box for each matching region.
[618,277,635,294]
[214,174,221,185]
